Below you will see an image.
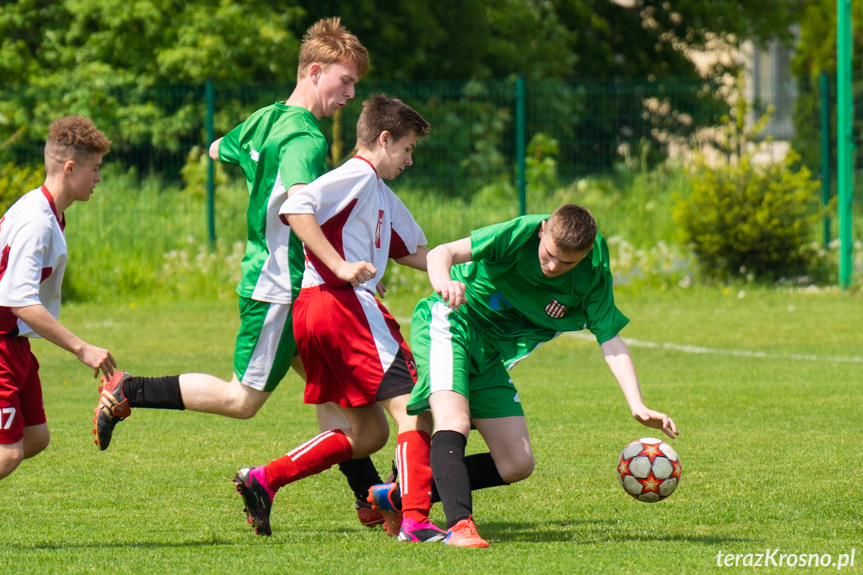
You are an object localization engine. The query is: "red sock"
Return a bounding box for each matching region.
[396,430,433,523]
[264,429,353,491]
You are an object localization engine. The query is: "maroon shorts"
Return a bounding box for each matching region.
[294,285,417,408]
[0,336,46,444]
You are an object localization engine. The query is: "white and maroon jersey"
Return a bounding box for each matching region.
[279,156,426,292]
[0,187,67,337]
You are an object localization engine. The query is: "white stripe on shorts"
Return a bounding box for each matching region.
[429,301,455,394]
[355,288,399,373]
[243,301,290,390]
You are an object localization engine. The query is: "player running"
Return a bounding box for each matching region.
[0,116,115,480]
[232,95,444,542]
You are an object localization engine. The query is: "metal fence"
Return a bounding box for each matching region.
[1,75,856,250]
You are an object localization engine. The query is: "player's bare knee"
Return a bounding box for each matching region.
[499,454,534,484]
[23,436,49,459]
[0,450,24,479]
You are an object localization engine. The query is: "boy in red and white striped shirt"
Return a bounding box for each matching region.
[0,116,115,480]
[232,95,443,542]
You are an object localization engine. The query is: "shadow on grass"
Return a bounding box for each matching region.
[481,519,755,545]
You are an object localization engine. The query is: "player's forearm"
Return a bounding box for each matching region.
[427,238,470,287]
[394,246,429,271]
[12,304,85,356]
[287,213,347,272]
[601,335,646,413]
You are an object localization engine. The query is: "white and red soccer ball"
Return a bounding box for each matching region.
[617,437,681,502]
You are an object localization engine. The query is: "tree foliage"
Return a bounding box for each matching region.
[0,0,803,176]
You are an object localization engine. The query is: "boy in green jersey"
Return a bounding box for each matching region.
[92,17,390,528]
[405,204,679,547]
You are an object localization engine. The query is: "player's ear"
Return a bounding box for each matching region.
[379,130,391,148]
[309,63,322,82]
[63,160,76,176]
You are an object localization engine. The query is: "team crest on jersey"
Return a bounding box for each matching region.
[374,210,384,249]
[545,298,567,318]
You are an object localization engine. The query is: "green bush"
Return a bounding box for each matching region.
[676,149,822,281]
[674,88,824,282]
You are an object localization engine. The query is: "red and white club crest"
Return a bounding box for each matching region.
[545,298,566,318]
[374,209,384,249]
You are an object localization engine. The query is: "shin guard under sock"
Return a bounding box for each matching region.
[123,376,184,410]
[430,452,509,503]
[430,430,472,529]
[396,430,433,523]
[337,457,383,501]
[264,429,353,491]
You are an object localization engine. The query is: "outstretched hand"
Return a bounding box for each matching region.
[632,406,678,439]
[77,344,117,379]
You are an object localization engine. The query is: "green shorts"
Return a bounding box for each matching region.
[233,296,297,392]
[406,297,525,419]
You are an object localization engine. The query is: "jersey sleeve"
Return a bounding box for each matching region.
[278,132,329,190]
[582,239,629,344]
[218,122,244,165]
[280,166,377,224]
[387,189,426,259]
[0,220,49,307]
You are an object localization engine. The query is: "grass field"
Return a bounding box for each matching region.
[1,287,862,574]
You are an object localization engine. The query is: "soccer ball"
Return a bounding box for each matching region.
[617,437,681,502]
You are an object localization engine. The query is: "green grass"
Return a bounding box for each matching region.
[1,287,861,573]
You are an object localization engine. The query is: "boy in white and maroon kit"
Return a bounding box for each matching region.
[232,95,443,543]
[0,115,115,480]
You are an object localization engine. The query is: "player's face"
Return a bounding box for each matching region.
[67,154,104,202]
[378,132,418,180]
[314,61,360,117]
[537,221,588,278]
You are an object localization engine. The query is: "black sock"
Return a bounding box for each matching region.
[430,452,508,503]
[430,430,471,529]
[337,457,383,501]
[123,376,185,410]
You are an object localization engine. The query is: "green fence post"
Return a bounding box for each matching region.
[837,0,853,289]
[206,79,216,245]
[516,76,526,216]
[820,71,832,246]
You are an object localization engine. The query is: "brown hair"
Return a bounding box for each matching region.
[546,204,597,254]
[298,17,369,79]
[355,95,430,149]
[44,115,111,174]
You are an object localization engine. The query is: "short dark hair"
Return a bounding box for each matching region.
[44,115,111,174]
[355,95,430,149]
[546,204,597,254]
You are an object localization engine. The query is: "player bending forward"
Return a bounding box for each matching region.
[231,95,445,542]
[401,204,679,547]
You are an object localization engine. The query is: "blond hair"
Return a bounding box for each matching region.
[298,17,369,79]
[44,115,111,175]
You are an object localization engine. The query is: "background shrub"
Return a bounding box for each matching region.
[674,95,824,282]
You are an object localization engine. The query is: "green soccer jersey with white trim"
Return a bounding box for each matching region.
[219,103,328,303]
[453,214,629,369]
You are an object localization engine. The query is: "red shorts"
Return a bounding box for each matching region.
[294,285,417,408]
[0,336,46,444]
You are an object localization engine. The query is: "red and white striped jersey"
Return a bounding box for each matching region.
[0,187,68,337]
[280,156,426,291]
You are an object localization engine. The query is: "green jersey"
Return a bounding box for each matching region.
[219,103,328,303]
[454,214,629,368]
